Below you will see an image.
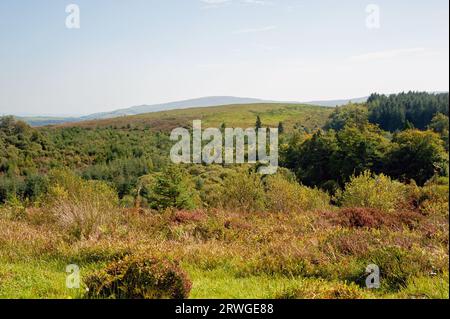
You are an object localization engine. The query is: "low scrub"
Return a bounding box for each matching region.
[85,255,192,299]
[220,171,266,212]
[265,175,330,213]
[329,207,422,230]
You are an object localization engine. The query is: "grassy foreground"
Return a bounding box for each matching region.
[1,200,448,299]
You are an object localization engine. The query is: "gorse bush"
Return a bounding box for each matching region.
[85,255,192,299]
[265,175,330,213]
[336,171,407,213]
[46,169,119,240]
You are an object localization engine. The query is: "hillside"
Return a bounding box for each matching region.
[18,96,370,127]
[58,103,334,132]
[17,97,281,126]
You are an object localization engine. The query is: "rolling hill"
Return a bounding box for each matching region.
[17,96,366,127]
[57,103,334,132]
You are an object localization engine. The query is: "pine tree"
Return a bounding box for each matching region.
[255,116,262,130]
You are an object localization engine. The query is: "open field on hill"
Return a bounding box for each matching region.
[57,103,333,132]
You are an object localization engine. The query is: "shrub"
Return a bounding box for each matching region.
[46,169,119,240]
[84,255,192,299]
[220,171,266,212]
[265,175,330,213]
[336,171,408,213]
[418,177,449,216]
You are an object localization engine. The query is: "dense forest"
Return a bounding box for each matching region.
[368,91,448,132]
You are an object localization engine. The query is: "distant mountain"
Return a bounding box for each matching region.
[16,95,367,127]
[18,96,278,126]
[17,116,80,127]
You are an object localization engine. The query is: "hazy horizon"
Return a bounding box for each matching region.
[1,0,448,116]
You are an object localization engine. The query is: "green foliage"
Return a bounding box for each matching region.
[331,124,390,183]
[364,246,433,291]
[84,255,192,299]
[265,174,330,213]
[418,176,449,216]
[428,113,449,151]
[139,166,200,210]
[397,273,449,299]
[282,124,391,190]
[283,130,338,190]
[336,171,408,213]
[368,92,449,132]
[386,130,448,185]
[324,104,369,131]
[221,170,266,212]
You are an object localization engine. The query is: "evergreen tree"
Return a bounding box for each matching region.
[255,116,262,130]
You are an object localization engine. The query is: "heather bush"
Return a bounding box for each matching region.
[84,255,192,299]
[331,207,422,230]
[336,171,408,213]
[46,169,119,240]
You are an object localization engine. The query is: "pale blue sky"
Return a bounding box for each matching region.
[0,0,448,116]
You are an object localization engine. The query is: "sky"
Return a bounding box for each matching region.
[0,0,448,116]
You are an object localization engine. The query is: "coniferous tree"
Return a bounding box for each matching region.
[255,116,262,131]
